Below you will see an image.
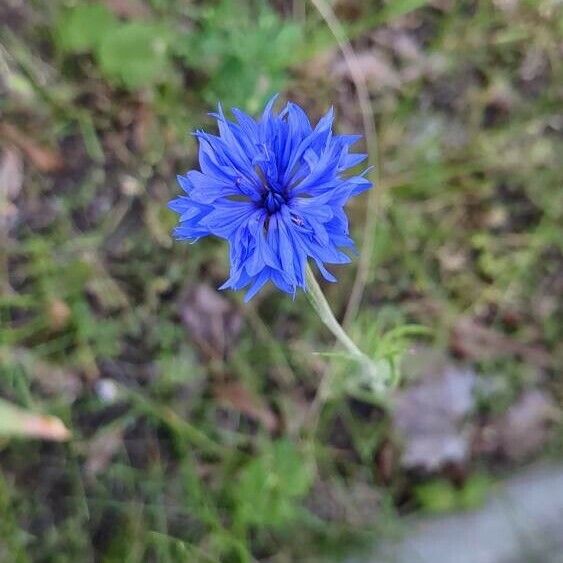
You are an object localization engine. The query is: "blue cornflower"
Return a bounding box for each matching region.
[169,96,372,301]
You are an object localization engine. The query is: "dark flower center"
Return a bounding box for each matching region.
[263,190,286,214]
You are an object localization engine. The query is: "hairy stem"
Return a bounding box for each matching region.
[304,265,389,432]
[305,265,363,358]
[305,265,381,383]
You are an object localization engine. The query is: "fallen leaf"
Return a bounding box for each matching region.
[451,317,551,368]
[305,479,380,526]
[375,440,396,485]
[132,101,154,151]
[0,147,23,199]
[334,0,363,20]
[181,284,243,359]
[496,390,557,461]
[333,49,401,91]
[393,348,476,471]
[0,147,23,232]
[372,27,424,62]
[519,47,549,83]
[493,0,519,12]
[0,398,71,441]
[102,0,151,19]
[214,382,278,432]
[42,377,84,408]
[0,123,64,173]
[85,427,123,478]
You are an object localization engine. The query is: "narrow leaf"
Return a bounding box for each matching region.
[0,399,71,441]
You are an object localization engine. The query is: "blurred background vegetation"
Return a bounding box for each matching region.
[1,0,562,561]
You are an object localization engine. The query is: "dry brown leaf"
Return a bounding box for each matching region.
[0,147,23,200]
[102,0,151,18]
[0,123,64,173]
[85,427,124,478]
[34,366,83,400]
[181,284,243,359]
[493,0,519,12]
[497,390,557,461]
[214,382,278,432]
[0,148,23,234]
[393,349,476,471]
[451,317,551,368]
[305,479,380,526]
[132,101,154,151]
[375,441,396,485]
[333,49,401,91]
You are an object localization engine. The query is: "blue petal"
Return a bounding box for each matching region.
[168,94,373,301]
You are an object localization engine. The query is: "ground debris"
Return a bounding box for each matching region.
[102,0,151,19]
[85,426,124,478]
[0,147,23,201]
[0,147,23,233]
[475,389,558,461]
[0,347,83,401]
[333,49,402,91]
[180,284,243,359]
[0,123,64,173]
[392,349,477,472]
[213,382,278,432]
[451,317,551,368]
[305,478,381,526]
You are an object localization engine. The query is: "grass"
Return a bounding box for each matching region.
[1,0,562,561]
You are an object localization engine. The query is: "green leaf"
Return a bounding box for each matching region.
[236,440,313,527]
[56,3,117,53]
[173,0,303,108]
[96,22,169,89]
[414,480,458,513]
[415,475,492,513]
[459,474,492,509]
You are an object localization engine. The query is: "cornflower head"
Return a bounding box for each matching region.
[169,95,372,301]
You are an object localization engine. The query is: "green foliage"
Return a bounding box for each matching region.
[71,301,121,358]
[0,475,29,563]
[322,310,428,403]
[414,475,492,513]
[97,22,170,89]
[55,3,170,89]
[55,3,117,53]
[54,0,301,100]
[235,440,313,528]
[173,0,303,110]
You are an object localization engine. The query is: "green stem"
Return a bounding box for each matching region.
[305,265,384,387]
[305,266,363,358]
